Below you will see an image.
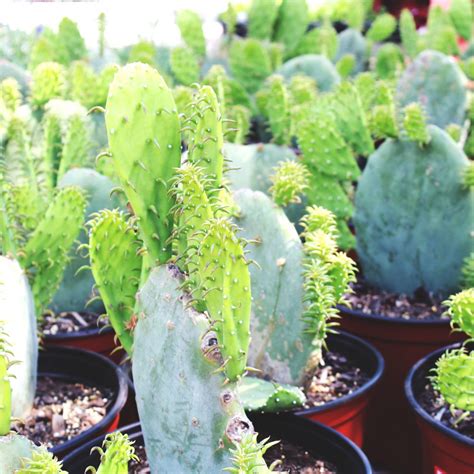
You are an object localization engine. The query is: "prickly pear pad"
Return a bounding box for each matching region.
[105,63,181,265]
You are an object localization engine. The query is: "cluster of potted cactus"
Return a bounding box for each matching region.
[0,0,472,472]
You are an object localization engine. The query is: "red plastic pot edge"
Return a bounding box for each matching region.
[44,324,124,363]
[41,346,129,458]
[295,331,384,447]
[405,343,474,474]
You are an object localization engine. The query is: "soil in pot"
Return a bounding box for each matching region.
[339,278,464,473]
[12,376,113,448]
[418,381,473,440]
[41,312,107,336]
[127,439,338,474]
[346,278,447,321]
[302,351,370,407]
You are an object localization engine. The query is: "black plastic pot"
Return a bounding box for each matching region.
[294,331,384,448]
[405,343,474,474]
[63,415,372,474]
[40,346,128,458]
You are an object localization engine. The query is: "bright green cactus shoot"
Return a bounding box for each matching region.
[30,62,66,109]
[15,448,66,474]
[105,62,181,266]
[269,160,309,207]
[90,432,139,474]
[194,218,251,382]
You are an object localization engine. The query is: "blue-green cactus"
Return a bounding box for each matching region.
[396,50,468,129]
[277,55,340,92]
[355,126,474,295]
[335,29,367,75]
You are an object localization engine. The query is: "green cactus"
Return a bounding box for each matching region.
[274,0,309,56]
[335,54,356,79]
[366,13,397,43]
[238,374,306,412]
[170,47,200,86]
[186,85,224,190]
[132,265,255,471]
[0,325,13,435]
[0,78,21,112]
[247,0,279,40]
[400,9,418,59]
[15,448,66,474]
[105,62,181,266]
[21,186,86,316]
[128,41,156,66]
[0,61,29,97]
[264,75,291,145]
[432,348,474,412]
[176,10,206,58]
[232,189,311,385]
[335,29,367,75]
[288,74,318,106]
[229,39,272,94]
[461,253,474,288]
[397,51,467,129]
[444,288,474,339]
[68,60,107,109]
[291,23,338,60]
[89,209,142,355]
[56,17,87,66]
[98,12,106,58]
[225,105,251,145]
[91,432,139,474]
[277,55,341,92]
[449,0,473,41]
[375,43,404,80]
[269,160,309,207]
[51,168,120,314]
[193,218,251,382]
[30,62,66,109]
[402,102,430,146]
[0,257,37,419]
[355,126,474,295]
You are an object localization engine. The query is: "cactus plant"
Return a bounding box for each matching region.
[366,13,397,43]
[229,39,272,94]
[449,0,473,41]
[0,78,21,112]
[277,55,340,92]
[55,17,87,66]
[335,29,367,76]
[355,124,473,296]
[176,10,206,58]
[269,160,309,207]
[90,432,139,473]
[170,47,200,86]
[51,168,120,314]
[375,43,404,80]
[400,9,418,59]
[431,289,474,412]
[291,22,338,61]
[30,62,66,109]
[264,75,291,145]
[396,50,468,129]
[104,62,181,266]
[247,0,279,40]
[273,0,309,56]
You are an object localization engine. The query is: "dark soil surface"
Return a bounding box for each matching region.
[41,312,106,335]
[418,382,474,439]
[266,439,338,473]
[13,377,113,447]
[346,279,447,321]
[303,351,369,407]
[129,440,337,473]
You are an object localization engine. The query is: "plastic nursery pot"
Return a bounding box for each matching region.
[40,346,128,459]
[338,306,465,473]
[405,343,474,474]
[61,422,141,473]
[43,313,124,363]
[63,416,373,474]
[294,331,384,449]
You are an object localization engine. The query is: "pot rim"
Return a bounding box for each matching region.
[338,304,450,326]
[404,342,474,447]
[42,346,129,455]
[63,417,373,474]
[294,330,384,416]
[43,312,114,341]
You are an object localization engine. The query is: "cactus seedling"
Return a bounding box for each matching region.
[431,289,474,413]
